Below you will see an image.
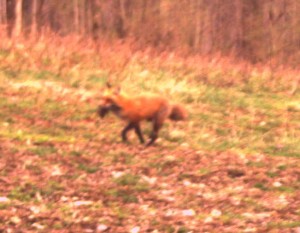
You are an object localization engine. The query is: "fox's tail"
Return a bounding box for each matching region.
[169,104,188,121]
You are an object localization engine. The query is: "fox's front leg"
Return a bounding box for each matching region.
[121,122,145,144]
[121,122,135,142]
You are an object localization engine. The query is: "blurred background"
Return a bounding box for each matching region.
[1,0,300,66]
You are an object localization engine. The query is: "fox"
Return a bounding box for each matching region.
[98,83,188,146]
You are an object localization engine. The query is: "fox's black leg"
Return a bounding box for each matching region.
[134,123,145,144]
[146,106,169,146]
[146,119,162,146]
[121,122,135,142]
[146,127,159,146]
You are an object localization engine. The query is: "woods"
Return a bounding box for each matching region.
[0,0,300,64]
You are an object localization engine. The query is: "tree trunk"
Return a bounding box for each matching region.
[119,0,127,32]
[232,0,243,56]
[201,3,214,54]
[31,0,38,38]
[0,0,7,25]
[13,0,22,38]
[193,0,202,50]
[73,0,79,34]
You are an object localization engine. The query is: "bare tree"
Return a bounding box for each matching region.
[232,0,244,56]
[12,0,22,38]
[73,0,79,34]
[0,0,7,26]
[30,0,38,38]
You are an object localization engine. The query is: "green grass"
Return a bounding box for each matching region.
[8,184,39,202]
[1,58,299,159]
[113,173,143,188]
[30,145,58,157]
[106,188,139,203]
[77,163,99,174]
[268,221,300,229]
[186,84,300,156]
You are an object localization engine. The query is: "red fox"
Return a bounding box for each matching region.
[98,83,188,146]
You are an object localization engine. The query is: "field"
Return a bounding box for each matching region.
[0,38,300,232]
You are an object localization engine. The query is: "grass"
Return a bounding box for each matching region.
[0,37,300,232]
[268,221,300,229]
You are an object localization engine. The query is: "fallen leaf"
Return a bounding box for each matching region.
[272,181,282,187]
[10,216,21,224]
[73,201,93,207]
[210,209,222,217]
[130,226,140,233]
[204,216,213,223]
[32,223,45,230]
[182,209,196,216]
[0,196,10,203]
[97,224,109,232]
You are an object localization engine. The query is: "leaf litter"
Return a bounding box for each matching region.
[1,70,300,232]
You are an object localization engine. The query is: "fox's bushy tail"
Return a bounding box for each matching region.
[169,104,188,121]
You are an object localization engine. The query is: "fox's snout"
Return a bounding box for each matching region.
[98,106,110,118]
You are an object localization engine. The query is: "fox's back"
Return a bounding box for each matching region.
[119,94,171,122]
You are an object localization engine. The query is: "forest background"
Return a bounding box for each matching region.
[1,0,300,65]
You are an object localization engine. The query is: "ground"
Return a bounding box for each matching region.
[0,42,300,232]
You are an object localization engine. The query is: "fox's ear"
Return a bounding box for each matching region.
[113,86,121,95]
[104,81,121,95]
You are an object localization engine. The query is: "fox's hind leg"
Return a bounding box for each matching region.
[146,107,169,146]
[121,122,135,142]
[146,122,161,146]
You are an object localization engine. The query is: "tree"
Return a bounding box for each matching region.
[30,0,38,37]
[12,0,22,38]
[0,0,7,26]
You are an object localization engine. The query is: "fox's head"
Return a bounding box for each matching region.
[98,83,122,118]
